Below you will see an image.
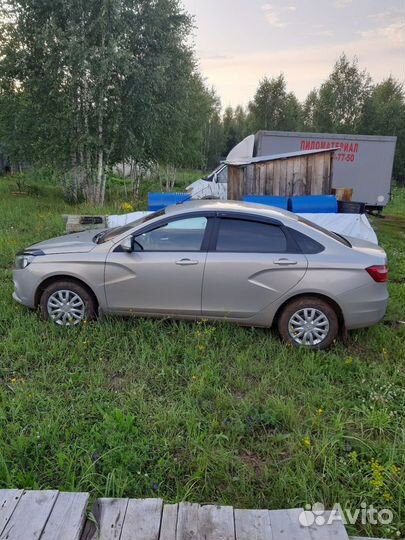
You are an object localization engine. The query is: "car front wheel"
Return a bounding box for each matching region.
[278,296,339,350]
[39,280,97,326]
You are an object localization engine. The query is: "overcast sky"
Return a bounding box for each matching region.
[182,0,405,108]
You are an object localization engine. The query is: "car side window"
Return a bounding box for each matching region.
[288,228,325,254]
[134,217,208,251]
[216,218,287,253]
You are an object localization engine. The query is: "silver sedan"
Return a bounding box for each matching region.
[13,200,388,349]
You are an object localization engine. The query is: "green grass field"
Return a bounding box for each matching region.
[0,174,404,538]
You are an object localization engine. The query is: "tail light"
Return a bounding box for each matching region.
[366,265,388,283]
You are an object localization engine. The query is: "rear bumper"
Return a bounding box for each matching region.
[341,283,389,329]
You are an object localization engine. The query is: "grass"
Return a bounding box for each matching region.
[0,174,404,538]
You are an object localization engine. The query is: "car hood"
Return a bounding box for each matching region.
[27,229,101,254]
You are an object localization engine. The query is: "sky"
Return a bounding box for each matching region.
[182,0,405,108]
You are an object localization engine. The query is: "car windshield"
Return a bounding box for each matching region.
[298,216,351,247]
[93,209,165,244]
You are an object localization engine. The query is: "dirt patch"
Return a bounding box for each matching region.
[239,450,267,474]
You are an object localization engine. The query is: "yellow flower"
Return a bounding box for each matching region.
[383,491,393,502]
[345,356,353,365]
[390,465,401,475]
[302,436,311,448]
[10,378,17,384]
[370,458,385,491]
[121,202,134,212]
[370,458,384,473]
[317,408,324,416]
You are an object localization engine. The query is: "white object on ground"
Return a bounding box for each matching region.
[107,211,378,245]
[298,213,378,244]
[107,211,150,227]
[185,179,227,200]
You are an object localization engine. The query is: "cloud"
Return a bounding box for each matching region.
[336,0,352,7]
[311,25,334,37]
[261,4,287,28]
[313,30,334,37]
[199,28,405,107]
[360,22,405,47]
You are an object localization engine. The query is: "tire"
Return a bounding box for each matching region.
[277,296,339,350]
[39,280,97,326]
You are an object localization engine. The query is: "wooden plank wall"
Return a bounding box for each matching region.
[227,152,333,200]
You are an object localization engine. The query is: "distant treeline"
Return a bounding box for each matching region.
[218,55,405,180]
[0,0,403,205]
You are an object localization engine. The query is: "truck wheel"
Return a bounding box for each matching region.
[278,296,339,350]
[39,280,97,326]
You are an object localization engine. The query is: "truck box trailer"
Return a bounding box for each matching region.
[186,131,397,210]
[255,131,397,209]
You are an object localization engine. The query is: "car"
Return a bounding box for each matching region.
[12,200,388,349]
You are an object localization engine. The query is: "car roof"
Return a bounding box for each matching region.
[164,199,298,222]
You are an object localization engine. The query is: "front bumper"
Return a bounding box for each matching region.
[12,271,37,309]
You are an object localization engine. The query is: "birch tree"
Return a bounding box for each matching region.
[0,0,193,205]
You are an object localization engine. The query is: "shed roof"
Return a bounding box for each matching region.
[224,147,338,167]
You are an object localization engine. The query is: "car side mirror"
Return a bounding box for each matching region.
[120,236,133,253]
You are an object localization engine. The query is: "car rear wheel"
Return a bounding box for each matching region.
[39,280,97,326]
[278,296,339,350]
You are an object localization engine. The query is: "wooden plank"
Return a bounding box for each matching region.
[176,502,199,540]
[246,165,255,197]
[228,165,242,201]
[234,508,272,540]
[270,160,281,196]
[81,498,129,540]
[0,490,24,535]
[159,504,178,540]
[349,537,390,540]
[278,160,287,197]
[325,153,333,193]
[197,505,235,540]
[120,498,163,540]
[305,157,312,195]
[0,489,58,540]
[286,159,294,197]
[292,157,302,195]
[268,508,312,540]
[312,154,325,194]
[308,511,349,540]
[41,491,89,540]
[299,157,307,195]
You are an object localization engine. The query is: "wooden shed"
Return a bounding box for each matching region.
[226,148,336,200]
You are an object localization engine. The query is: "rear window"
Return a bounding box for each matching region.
[216,218,287,252]
[297,216,351,247]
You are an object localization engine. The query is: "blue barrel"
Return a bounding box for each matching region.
[289,195,338,213]
[242,195,289,210]
[148,192,190,211]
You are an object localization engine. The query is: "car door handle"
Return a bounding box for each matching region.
[176,258,199,266]
[273,258,298,265]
